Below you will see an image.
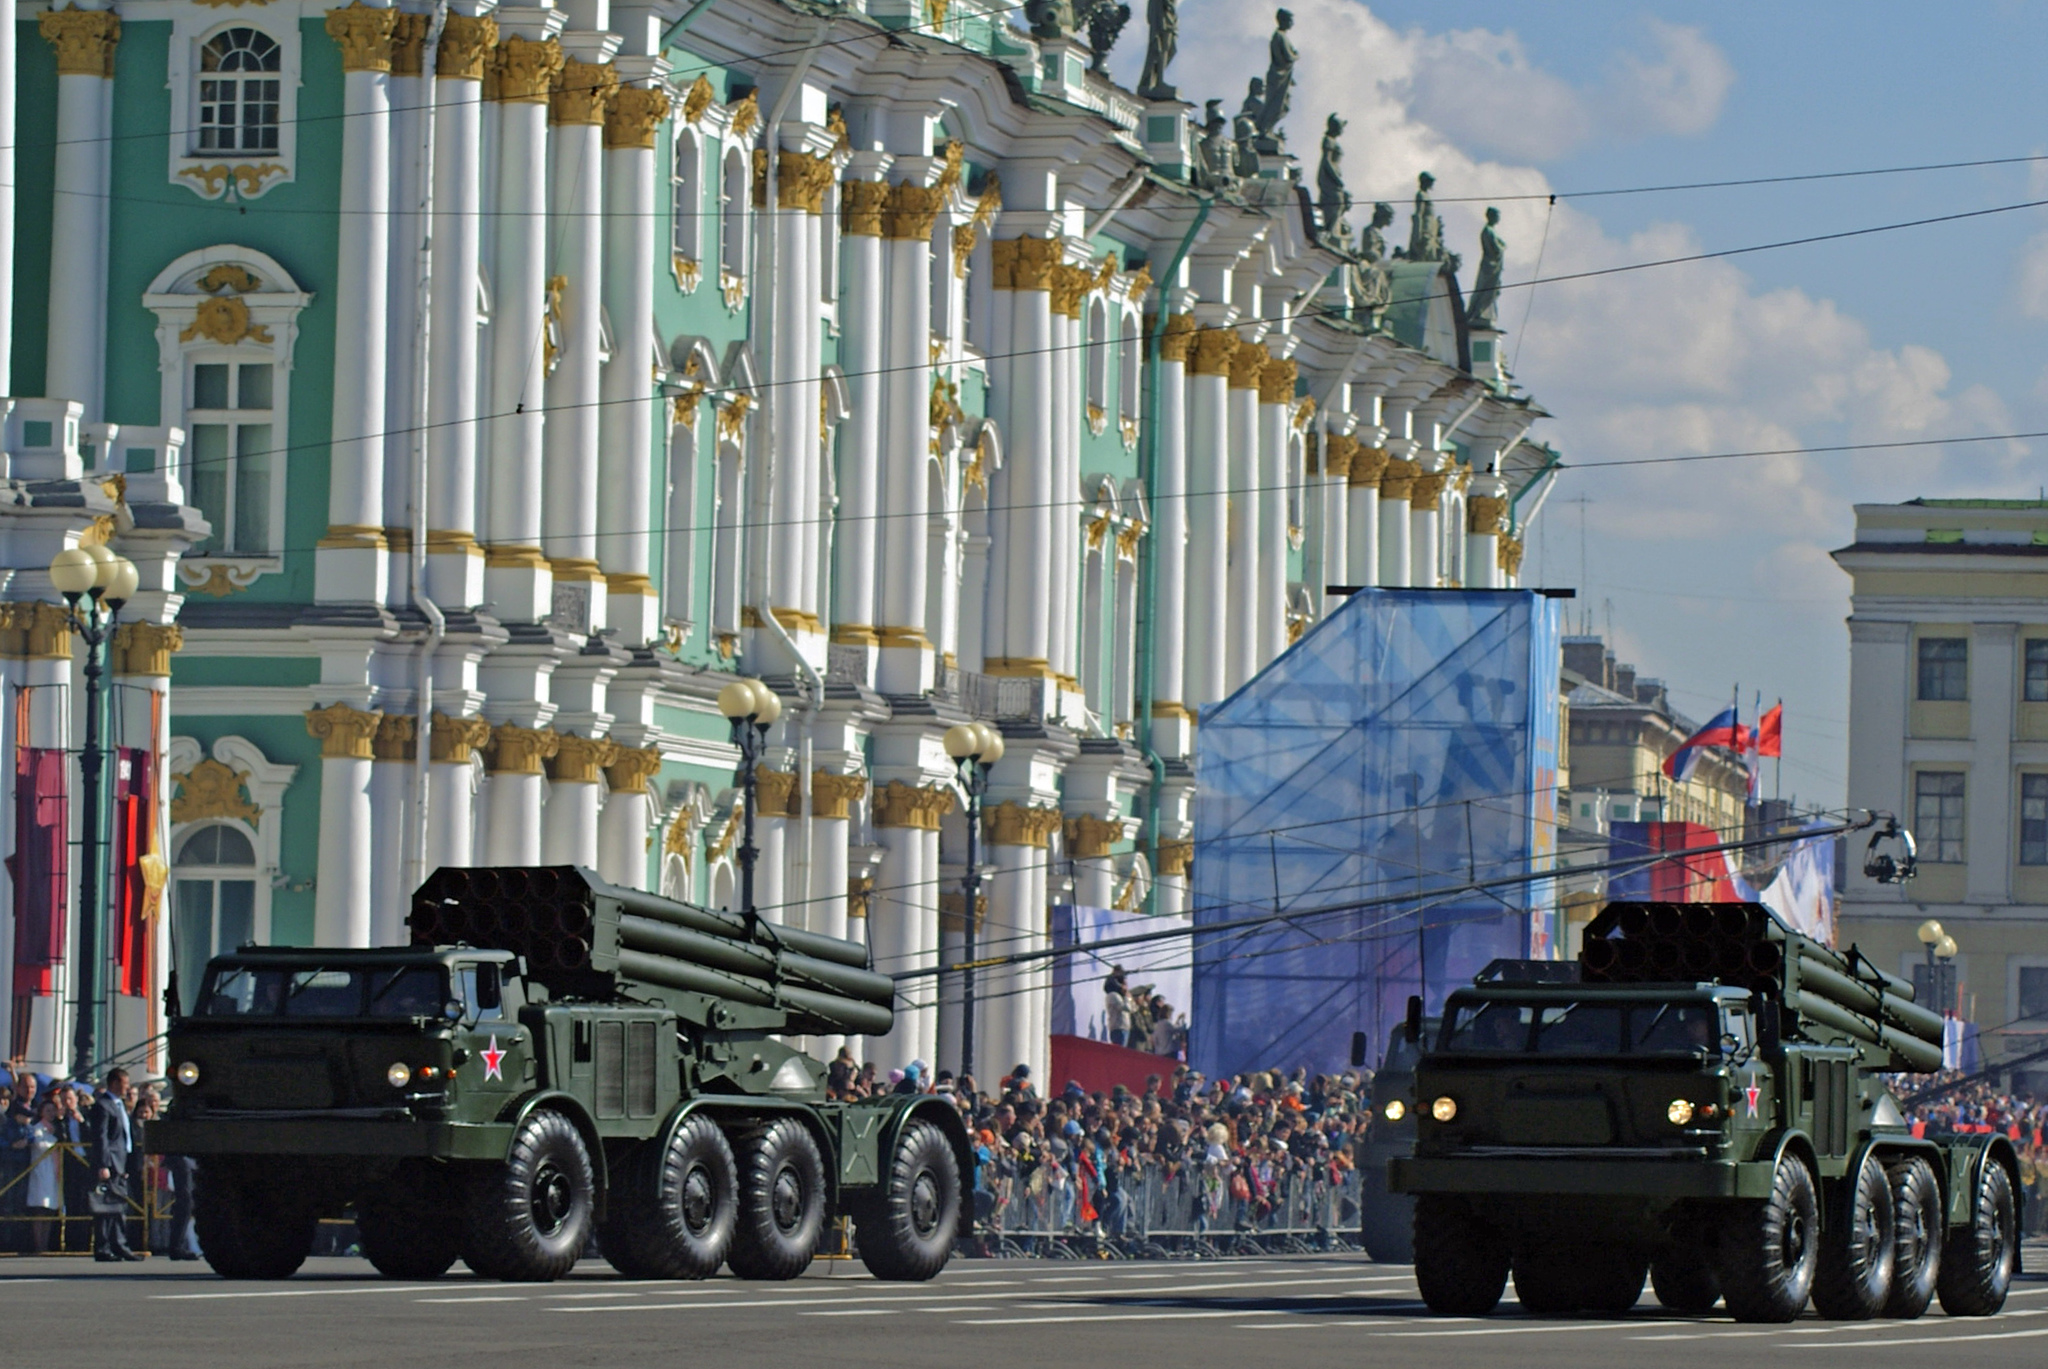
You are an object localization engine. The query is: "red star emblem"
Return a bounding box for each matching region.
[1743,1072,1761,1118]
[482,1035,506,1081]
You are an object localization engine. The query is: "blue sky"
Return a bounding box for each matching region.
[1133,1,2048,804]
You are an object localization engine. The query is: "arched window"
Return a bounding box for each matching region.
[173,823,258,1012]
[1118,311,1141,430]
[720,146,750,283]
[198,28,281,155]
[671,128,702,290]
[1085,299,1110,432]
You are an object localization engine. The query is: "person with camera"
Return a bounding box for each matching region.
[87,1068,140,1261]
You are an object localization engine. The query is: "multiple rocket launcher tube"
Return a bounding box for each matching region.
[1581,901,1946,1073]
[409,866,898,1038]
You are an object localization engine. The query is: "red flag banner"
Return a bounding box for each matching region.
[1756,703,1783,758]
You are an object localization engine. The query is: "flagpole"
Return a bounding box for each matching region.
[1774,697,1782,804]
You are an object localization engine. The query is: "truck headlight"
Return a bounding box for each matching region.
[174,1061,200,1087]
[1667,1098,1695,1126]
[1431,1096,1458,1123]
[386,1062,412,1089]
[1382,1099,1407,1122]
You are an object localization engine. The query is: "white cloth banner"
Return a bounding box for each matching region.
[1049,904,1192,1041]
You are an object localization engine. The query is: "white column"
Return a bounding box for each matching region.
[542,58,615,631]
[1256,360,1293,666]
[424,16,497,609]
[1049,296,1080,697]
[480,725,555,864]
[369,739,413,945]
[319,5,399,604]
[832,175,888,647]
[1151,318,1192,744]
[541,735,608,868]
[1184,330,1231,706]
[1411,462,1446,588]
[1466,477,1508,590]
[1378,458,1414,588]
[597,789,648,888]
[15,631,72,1067]
[1317,434,1347,608]
[483,34,563,623]
[991,236,1056,685]
[869,819,925,1070]
[38,7,115,419]
[876,177,937,693]
[807,772,857,1060]
[383,20,427,599]
[1224,341,1264,693]
[978,839,1034,1089]
[0,0,17,394]
[306,705,382,948]
[914,827,942,1070]
[763,149,825,664]
[426,714,489,872]
[1347,445,1384,586]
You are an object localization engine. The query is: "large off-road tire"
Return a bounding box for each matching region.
[357,1161,462,1280]
[193,1158,318,1280]
[1412,1194,1508,1316]
[1937,1158,2017,1317]
[727,1118,827,1281]
[1812,1151,1895,1320]
[1359,1172,1415,1263]
[856,1120,961,1282]
[1513,1246,1646,1316]
[462,1110,596,1282]
[1717,1154,1819,1323]
[1651,1242,1721,1314]
[1882,1157,1942,1319]
[599,1115,739,1280]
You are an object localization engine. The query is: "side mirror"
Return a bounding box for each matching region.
[1350,1031,1368,1069]
[1406,995,1424,1047]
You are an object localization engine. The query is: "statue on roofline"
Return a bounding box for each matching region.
[1466,206,1506,328]
[1255,9,1296,143]
[1077,0,1131,73]
[1196,99,1238,194]
[1360,201,1393,264]
[1403,171,1445,263]
[1234,78,1265,178]
[1315,113,1347,242]
[1137,0,1178,100]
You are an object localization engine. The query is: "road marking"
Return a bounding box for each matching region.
[800,1308,900,1317]
[1633,1307,2047,1342]
[545,1291,649,1299]
[940,1279,1024,1286]
[551,1288,1066,1314]
[956,1308,1294,1326]
[153,1285,449,1301]
[1802,1326,2048,1349]
[1369,1319,1647,1339]
[415,1296,526,1304]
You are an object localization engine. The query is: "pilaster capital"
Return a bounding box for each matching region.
[756,766,800,818]
[1323,433,1358,479]
[548,733,618,784]
[324,2,398,75]
[1157,313,1197,364]
[485,723,561,774]
[1227,337,1269,390]
[305,702,384,761]
[40,4,120,77]
[429,712,494,764]
[883,178,946,239]
[874,780,954,830]
[372,713,417,762]
[1379,457,1419,500]
[1258,357,1298,405]
[604,745,665,794]
[1156,837,1193,879]
[1187,326,1239,377]
[1468,494,1508,534]
[436,13,498,80]
[389,11,427,76]
[21,603,75,661]
[1064,813,1125,859]
[810,771,868,821]
[841,178,888,236]
[113,621,184,676]
[990,235,1060,291]
[1410,470,1450,506]
[1497,533,1525,576]
[491,35,564,104]
[987,801,1062,848]
[756,148,836,214]
[603,84,671,149]
[550,59,617,126]
[1350,445,1390,488]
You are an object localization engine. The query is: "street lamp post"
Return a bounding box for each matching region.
[48,544,140,1080]
[717,679,782,930]
[943,721,1004,1085]
[1916,918,1959,1016]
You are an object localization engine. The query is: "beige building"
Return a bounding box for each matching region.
[1834,499,2048,1071]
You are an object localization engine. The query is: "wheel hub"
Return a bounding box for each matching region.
[681,1165,715,1235]
[909,1171,940,1237]
[532,1162,573,1237]
[772,1165,804,1232]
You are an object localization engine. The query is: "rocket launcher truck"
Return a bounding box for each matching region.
[1389,901,2018,1323]
[149,866,971,1284]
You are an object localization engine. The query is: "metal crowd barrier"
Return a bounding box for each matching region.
[0,1143,180,1255]
[970,1157,1363,1260]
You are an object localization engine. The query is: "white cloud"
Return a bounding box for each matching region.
[2014,231,2048,319]
[1603,19,1736,138]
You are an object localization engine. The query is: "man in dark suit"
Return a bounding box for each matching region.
[88,1069,139,1261]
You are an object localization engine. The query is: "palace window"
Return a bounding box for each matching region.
[197,28,281,154]
[173,823,258,1014]
[1913,771,1966,864]
[2025,639,2048,702]
[2022,774,2048,866]
[1917,636,1968,701]
[671,128,702,290]
[188,360,276,555]
[720,146,750,280]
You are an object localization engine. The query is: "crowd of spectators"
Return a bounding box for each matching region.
[1896,1071,2048,1236]
[0,1063,198,1258]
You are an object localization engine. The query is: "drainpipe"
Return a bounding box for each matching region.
[658,0,722,49]
[1135,194,1211,915]
[408,2,450,902]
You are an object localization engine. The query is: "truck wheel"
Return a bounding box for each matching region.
[1937,1158,2017,1316]
[1812,1152,1895,1320]
[194,1159,317,1280]
[599,1114,739,1280]
[1514,1246,1645,1316]
[728,1118,826,1281]
[1412,1194,1508,1316]
[463,1109,596,1282]
[1882,1158,1942,1319]
[1651,1243,1721,1314]
[358,1162,462,1280]
[1717,1154,1819,1323]
[1359,1172,1415,1263]
[856,1119,961,1281]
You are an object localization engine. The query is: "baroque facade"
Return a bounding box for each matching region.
[0,0,1564,1082]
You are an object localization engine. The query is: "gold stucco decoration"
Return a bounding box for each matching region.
[304,702,384,761]
[171,758,261,827]
[324,2,398,74]
[180,295,274,347]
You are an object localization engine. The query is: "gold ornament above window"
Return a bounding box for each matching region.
[171,758,262,827]
[179,295,274,347]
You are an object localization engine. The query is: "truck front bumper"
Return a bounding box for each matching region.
[149,1115,512,1161]
[1391,1152,1771,1200]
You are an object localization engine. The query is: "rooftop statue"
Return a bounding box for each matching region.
[1196,99,1239,193]
[1234,78,1265,178]
[1404,171,1445,263]
[1255,9,1296,141]
[1024,0,1075,40]
[1077,0,1131,73]
[1466,206,1505,328]
[1360,201,1394,265]
[1315,113,1348,242]
[1137,0,1178,100]
[1351,204,1394,314]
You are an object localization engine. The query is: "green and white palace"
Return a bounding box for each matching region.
[0,0,1565,1081]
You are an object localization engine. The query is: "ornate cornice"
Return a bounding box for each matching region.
[40,5,120,78]
[437,13,497,80]
[429,713,493,764]
[324,2,398,75]
[986,801,1062,849]
[604,745,664,794]
[550,59,617,126]
[1064,813,1125,859]
[810,771,868,821]
[485,723,560,775]
[1157,313,1197,364]
[491,36,564,104]
[113,621,184,677]
[548,733,618,784]
[305,702,384,761]
[371,713,417,762]
[873,780,954,831]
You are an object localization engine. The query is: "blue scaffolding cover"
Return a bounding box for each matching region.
[1190,590,1562,1080]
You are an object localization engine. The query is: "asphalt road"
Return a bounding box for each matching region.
[13,1244,2048,1367]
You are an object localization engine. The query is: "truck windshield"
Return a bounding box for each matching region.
[197,965,449,1019]
[1444,1000,1728,1056]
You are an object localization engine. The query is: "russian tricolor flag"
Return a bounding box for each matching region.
[1663,706,1748,782]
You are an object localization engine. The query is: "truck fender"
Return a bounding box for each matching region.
[502,1089,608,1214]
[1866,1136,1952,1216]
[875,1097,976,1242]
[1756,1127,1820,1192]
[1943,1132,2023,1251]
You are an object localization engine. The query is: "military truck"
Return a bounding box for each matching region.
[149,866,971,1284]
[1390,901,2018,1323]
[1353,1015,1435,1262]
